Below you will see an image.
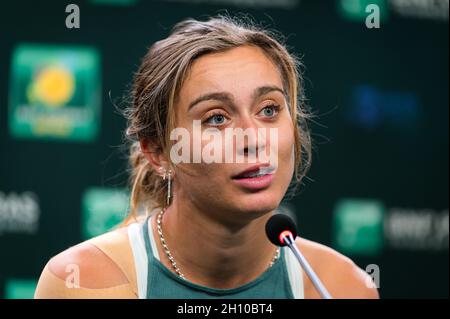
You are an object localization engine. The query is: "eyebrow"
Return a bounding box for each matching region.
[187,85,286,111]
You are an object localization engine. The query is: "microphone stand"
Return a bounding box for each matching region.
[282,232,332,299]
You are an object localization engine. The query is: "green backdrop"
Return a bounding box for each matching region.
[0,0,448,298]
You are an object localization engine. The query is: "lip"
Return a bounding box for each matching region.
[232,163,275,191]
[232,173,275,191]
[232,163,272,179]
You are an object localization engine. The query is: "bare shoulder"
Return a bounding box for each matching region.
[47,227,131,289]
[295,237,380,299]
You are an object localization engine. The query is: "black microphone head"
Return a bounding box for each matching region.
[265,213,298,246]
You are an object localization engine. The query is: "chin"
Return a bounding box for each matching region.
[234,190,281,216]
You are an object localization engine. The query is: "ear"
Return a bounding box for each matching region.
[139,138,171,177]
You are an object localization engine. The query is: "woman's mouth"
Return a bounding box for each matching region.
[232,166,275,190]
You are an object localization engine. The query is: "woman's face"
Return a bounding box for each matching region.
[172,45,295,221]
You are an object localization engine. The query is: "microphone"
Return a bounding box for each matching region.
[265,214,332,299]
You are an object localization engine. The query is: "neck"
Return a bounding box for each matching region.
[152,198,279,289]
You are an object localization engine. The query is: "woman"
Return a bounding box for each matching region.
[34,15,379,299]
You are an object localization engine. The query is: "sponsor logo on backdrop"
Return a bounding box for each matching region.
[339,0,389,24]
[339,0,448,23]
[333,198,449,255]
[385,207,449,251]
[4,279,37,299]
[81,187,129,239]
[9,44,101,142]
[0,191,40,235]
[390,0,449,21]
[345,85,421,129]
[333,199,385,256]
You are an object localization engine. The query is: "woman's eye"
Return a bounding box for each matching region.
[205,113,228,126]
[259,104,280,118]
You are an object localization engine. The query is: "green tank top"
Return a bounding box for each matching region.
[127,215,304,299]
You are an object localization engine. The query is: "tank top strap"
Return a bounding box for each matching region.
[142,214,160,260]
[284,246,305,299]
[127,215,159,299]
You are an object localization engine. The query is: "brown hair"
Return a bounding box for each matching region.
[122,14,313,225]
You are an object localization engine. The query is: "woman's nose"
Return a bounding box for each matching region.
[235,116,267,159]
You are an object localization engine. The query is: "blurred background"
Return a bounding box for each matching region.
[0,0,448,299]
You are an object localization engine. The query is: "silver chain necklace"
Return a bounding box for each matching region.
[156,209,281,280]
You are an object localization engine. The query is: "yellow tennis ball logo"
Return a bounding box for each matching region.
[33,66,75,107]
